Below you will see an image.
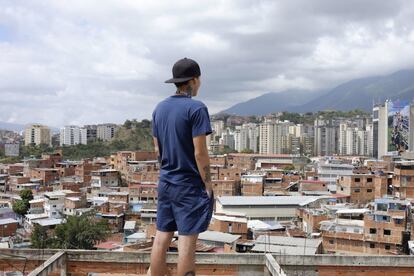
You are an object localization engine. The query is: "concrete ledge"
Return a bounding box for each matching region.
[274,254,414,267]
[28,251,66,276]
[2,249,414,268]
[265,254,287,276]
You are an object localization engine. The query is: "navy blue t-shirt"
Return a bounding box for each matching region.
[152,95,212,187]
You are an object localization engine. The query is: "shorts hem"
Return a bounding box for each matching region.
[178,227,208,236]
[156,227,177,233]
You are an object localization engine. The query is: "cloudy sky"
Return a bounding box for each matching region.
[1,0,414,127]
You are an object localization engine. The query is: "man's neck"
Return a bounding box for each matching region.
[175,89,192,98]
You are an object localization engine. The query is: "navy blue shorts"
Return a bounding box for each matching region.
[156,182,214,235]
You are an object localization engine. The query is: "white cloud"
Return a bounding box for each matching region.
[1,0,414,126]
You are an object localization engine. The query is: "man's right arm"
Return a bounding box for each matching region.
[193,135,212,198]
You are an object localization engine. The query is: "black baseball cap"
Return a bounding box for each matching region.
[164,58,201,83]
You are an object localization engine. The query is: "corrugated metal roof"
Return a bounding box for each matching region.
[0,218,18,225]
[251,243,319,255]
[198,230,241,244]
[255,235,321,248]
[212,215,247,223]
[336,208,369,214]
[124,221,136,230]
[248,220,284,231]
[35,218,64,227]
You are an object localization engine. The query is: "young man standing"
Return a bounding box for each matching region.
[150,58,213,276]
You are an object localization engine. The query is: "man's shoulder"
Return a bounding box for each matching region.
[153,97,172,113]
[188,98,208,111]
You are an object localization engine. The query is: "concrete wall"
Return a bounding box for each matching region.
[3,249,414,276]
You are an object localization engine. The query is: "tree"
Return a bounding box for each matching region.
[12,200,29,216]
[20,189,34,202]
[31,224,51,248]
[123,119,132,129]
[53,213,110,249]
[12,189,33,216]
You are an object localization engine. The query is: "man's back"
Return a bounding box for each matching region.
[152,94,212,187]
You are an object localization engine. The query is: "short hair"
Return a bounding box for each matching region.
[174,80,190,88]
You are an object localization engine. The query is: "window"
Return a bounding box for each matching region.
[367,178,373,183]
[329,240,334,244]
[384,229,391,236]
[355,178,360,182]
[377,203,387,211]
[369,228,376,234]
[354,188,360,193]
[367,189,373,193]
[385,244,391,250]
[370,243,375,248]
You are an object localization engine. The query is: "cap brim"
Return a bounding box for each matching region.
[164,76,194,83]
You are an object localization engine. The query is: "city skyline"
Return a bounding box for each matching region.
[1,1,414,126]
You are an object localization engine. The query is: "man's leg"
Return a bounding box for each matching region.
[150,230,174,276]
[177,234,198,276]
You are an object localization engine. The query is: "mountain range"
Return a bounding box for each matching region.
[221,69,414,115]
[0,122,26,133]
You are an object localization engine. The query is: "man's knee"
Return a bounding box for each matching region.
[153,231,173,250]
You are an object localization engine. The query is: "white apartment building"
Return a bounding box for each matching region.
[259,120,292,154]
[24,124,52,146]
[60,125,87,146]
[211,120,225,138]
[44,191,66,219]
[97,124,119,141]
[339,123,374,156]
[220,128,235,150]
[234,123,259,153]
[317,159,354,190]
[314,119,338,156]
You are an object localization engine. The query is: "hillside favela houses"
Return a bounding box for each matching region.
[4,99,414,275]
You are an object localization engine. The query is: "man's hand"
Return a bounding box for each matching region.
[193,134,213,199]
[206,188,213,199]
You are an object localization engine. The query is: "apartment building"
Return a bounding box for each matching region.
[60,125,87,146]
[90,169,120,189]
[320,198,410,255]
[209,213,248,239]
[314,119,339,156]
[30,168,60,185]
[296,207,329,235]
[259,120,292,154]
[96,124,119,141]
[44,191,66,218]
[317,159,354,187]
[393,161,414,199]
[24,124,52,146]
[240,174,265,196]
[339,123,373,156]
[337,174,376,205]
[234,123,259,153]
[211,179,240,197]
[128,183,157,204]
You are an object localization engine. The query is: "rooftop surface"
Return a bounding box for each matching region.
[218,196,322,206]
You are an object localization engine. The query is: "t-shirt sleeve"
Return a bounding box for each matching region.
[151,111,157,138]
[190,106,213,137]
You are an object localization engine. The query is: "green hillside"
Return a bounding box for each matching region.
[0,119,154,163]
